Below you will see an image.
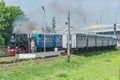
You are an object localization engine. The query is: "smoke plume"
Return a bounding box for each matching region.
[8,0,120,31]
[13,15,37,33]
[48,0,87,27]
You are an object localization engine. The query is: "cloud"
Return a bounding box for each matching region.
[110,1,120,8]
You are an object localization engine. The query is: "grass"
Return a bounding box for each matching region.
[0,49,120,80]
[0,57,15,62]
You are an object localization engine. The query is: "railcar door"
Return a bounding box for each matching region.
[76,33,86,48]
[96,36,102,47]
[45,34,54,48]
[103,36,109,46]
[34,34,43,48]
[55,34,62,48]
[109,37,113,46]
[87,35,96,47]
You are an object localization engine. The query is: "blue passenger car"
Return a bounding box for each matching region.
[33,33,62,52]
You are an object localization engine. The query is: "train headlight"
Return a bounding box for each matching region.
[16,47,18,49]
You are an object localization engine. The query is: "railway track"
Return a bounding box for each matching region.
[0,56,20,64]
[0,56,61,67]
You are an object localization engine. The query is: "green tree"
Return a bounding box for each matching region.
[52,17,56,33]
[0,1,24,45]
[0,35,4,45]
[45,26,52,33]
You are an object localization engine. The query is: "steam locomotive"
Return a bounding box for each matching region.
[7,33,29,56]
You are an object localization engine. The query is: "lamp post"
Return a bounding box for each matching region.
[42,6,46,52]
[115,14,117,24]
[27,33,31,53]
[100,16,102,27]
[100,16,103,34]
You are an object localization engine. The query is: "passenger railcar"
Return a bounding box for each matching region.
[63,33,117,53]
[33,33,62,52]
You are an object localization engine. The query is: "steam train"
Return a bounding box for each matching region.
[7,33,117,56]
[7,33,29,56]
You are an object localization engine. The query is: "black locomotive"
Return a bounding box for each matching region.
[8,33,29,55]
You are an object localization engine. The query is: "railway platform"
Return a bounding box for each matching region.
[15,50,65,59]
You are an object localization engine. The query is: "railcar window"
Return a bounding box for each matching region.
[77,36,86,41]
[97,37,102,41]
[103,37,108,41]
[39,38,44,42]
[78,34,86,37]
[39,36,53,42]
[56,36,62,42]
[46,36,52,42]
[88,36,95,41]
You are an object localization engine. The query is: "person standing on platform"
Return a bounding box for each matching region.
[31,39,35,53]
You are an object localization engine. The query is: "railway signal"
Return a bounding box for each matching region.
[114,24,116,36]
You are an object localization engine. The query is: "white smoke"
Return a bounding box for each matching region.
[13,15,38,33]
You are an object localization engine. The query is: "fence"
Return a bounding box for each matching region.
[0,46,8,57]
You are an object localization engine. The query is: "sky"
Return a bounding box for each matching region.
[1,0,120,28]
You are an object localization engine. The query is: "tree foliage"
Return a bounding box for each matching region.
[52,17,56,33]
[41,17,56,33]
[0,1,23,45]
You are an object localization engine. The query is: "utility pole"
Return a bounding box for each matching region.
[84,17,87,27]
[42,6,46,52]
[96,21,99,27]
[100,16,102,27]
[67,11,70,62]
[115,14,117,24]
[100,16,103,34]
